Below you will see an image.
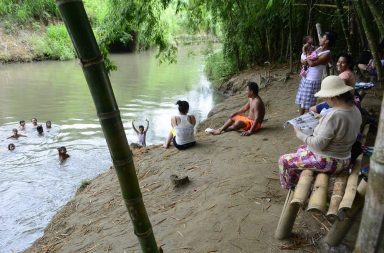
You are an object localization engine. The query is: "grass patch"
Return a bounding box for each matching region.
[30,24,75,60]
[77,180,91,193]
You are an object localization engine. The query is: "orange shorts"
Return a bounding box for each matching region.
[231,115,262,132]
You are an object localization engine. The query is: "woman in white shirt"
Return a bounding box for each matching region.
[163,100,196,150]
[295,32,335,115]
[280,76,362,189]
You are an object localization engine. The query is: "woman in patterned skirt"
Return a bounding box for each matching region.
[280,76,362,190]
[296,32,335,115]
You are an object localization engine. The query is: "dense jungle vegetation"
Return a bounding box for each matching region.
[1,0,384,82]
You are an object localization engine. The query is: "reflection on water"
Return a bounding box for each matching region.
[0,47,221,252]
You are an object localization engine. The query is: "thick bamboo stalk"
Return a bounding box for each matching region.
[55,1,159,252]
[326,172,348,218]
[291,170,314,205]
[275,189,300,240]
[354,0,383,81]
[354,98,384,253]
[324,179,367,247]
[307,173,329,213]
[338,155,362,215]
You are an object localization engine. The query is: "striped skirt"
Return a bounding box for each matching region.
[295,78,321,109]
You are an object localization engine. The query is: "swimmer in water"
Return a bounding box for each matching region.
[46,120,52,129]
[57,146,70,161]
[8,143,15,151]
[31,118,38,127]
[19,120,26,130]
[37,125,44,135]
[7,129,26,139]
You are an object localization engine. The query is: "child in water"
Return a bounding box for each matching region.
[57,146,70,161]
[8,143,15,151]
[46,121,52,129]
[132,119,149,147]
[7,129,26,139]
[19,120,26,130]
[37,125,44,135]
[31,118,38,127]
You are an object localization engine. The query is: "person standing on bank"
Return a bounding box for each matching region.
[163,100,196,150]
[295,32,336,115]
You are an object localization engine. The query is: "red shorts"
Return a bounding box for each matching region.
[231,115,262,131]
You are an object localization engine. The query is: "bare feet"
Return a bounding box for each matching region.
[211,129,223,135]
[163,143,170,148]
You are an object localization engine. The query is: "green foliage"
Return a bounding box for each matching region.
[31,24,75,61]
[205,50,236,85]
[0,0,59,23]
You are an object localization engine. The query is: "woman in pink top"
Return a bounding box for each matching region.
[337,54,356,87]
[310,54,357,114]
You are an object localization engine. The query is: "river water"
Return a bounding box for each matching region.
[0,47,220,252]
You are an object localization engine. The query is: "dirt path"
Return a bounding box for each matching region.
[25,68,380,253]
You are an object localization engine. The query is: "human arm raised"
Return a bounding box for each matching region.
[144,119,149,133]
[132,120,139,134]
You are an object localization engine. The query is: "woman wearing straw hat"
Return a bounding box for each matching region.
[279,76,362,189]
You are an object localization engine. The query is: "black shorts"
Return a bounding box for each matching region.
[172,137,196,150]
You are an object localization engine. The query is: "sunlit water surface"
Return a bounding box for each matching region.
[0,47,221,252]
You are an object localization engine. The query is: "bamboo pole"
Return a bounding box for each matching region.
[354,0,383,82]
[326,172,348,218]
[323,179,367,247]
[55,1,159,252]
[275,189,300,239]
[291,170,314,205]
[338,159,361,215]
[354,98,384,253]
[307,173,329,213]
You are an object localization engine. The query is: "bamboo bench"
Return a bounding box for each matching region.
[275,124,370,244]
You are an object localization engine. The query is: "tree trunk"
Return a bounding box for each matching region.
[336,0,352,54]
[354,0,383,81]
[354,98,384,253]
[55,1,160,252]
[365,0,384,40]
[306,0,314,35]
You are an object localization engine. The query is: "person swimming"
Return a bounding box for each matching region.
[46,121,52,129]
[7,129,26,139]
[36,125,44,135]
[31,118,38,127]
[19,120,26,130]
[8,143,15,151]
[57,146,70,161]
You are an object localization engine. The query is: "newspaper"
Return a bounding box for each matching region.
[283,112,319,135]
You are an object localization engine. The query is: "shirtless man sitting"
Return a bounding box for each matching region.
[211,81,265,136]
